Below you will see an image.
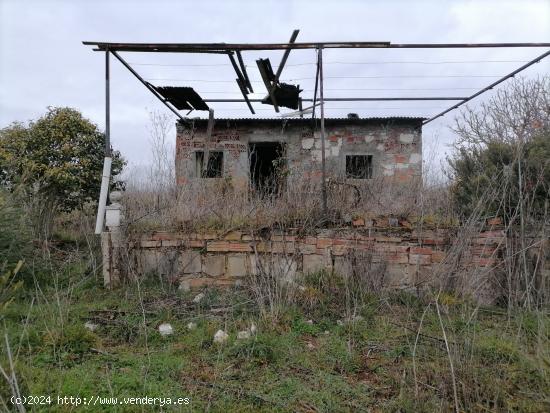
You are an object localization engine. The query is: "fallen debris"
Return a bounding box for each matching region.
[237,331,251,340]
[84,321,99,331]
[192,292,205,303]
[158,323,174,336]
[213,330,229,344]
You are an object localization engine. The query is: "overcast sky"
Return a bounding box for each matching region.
[1,0,549,175]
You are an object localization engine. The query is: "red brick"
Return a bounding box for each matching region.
[472,237,503,246]
[228,242,253,253]
[224,231,242,241]
[297,243,316,254]
[385,253,409,264]
[375,236,402,243]
[187,277,235,288]
[374,218,389,228]
[140,240,161,248]
[333,238,352,246]
[472,257,497,267]
[486,217,503,226]
[394,154,408,163]
[207,241,230,252]
[185,240,205,248]
[317,238,333,249]
[271,242,295,254]
[409,254,431,265]
[399,219,413,229]
[410,247,433,255]
[254,241,270,252]
[332,245,348,256]
[352,218,365,227]
[431,251,446,263]
[304,237,318,245]
[479,230,505,238]
[151,232,174,241]
[162,239,182,247]
[421,238,446,246]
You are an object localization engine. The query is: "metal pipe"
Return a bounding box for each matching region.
[201,96,467,102]
[311,59,320,120]
[110,50,186,122]
[423,48,550,124]
[95,157,112,234]
[274,30,300,79]
[318,47,328,217]
[236,51,253,93]
[83,41,550,52]
[95,49,112,235]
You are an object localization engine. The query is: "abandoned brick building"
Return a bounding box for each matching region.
[175,116,423,193]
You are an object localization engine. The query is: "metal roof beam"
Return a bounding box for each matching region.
[201,97,469,103]
[83,41,550,52]
[423,48,550,124]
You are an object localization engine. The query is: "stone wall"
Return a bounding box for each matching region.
[175,117,423,189]
[110,220,508,293]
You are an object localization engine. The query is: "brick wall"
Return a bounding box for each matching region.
[175,118,422,188]
[120,219,508,292]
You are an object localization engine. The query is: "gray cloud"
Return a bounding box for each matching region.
[1,0,549,172]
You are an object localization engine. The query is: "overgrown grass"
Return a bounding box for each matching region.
[2,252,549,412]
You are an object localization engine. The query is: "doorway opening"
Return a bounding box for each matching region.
[249,142,285,196]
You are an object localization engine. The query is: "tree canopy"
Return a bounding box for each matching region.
[448,77,550,221]
[0,107,125,213]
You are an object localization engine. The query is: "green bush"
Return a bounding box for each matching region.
[228,334,277,365]
[43,324,97,355]
[0,190,32,274]
[448,132,550,219]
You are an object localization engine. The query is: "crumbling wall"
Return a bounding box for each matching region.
[175,118,422,189]
[107,221,510,296]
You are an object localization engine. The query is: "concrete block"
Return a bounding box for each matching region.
[303,254,331,274]
[203,255,225,277]
[227,254,249,277]
[399,133,414,143]
[409,153,422,164]
[333,256,352,278]
[409,254,431,265]
[228,242,253,252]
[301,138,314,149]
[316,238,333,249]
[207,241,230,252]
[297,243,316,254]
[224,231,242,241]
[179,250,202,274]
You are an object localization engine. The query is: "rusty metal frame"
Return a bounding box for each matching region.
[84,41,550,52]
[423,48,550,124]
[110,50,186,122]
[84,39,550,125]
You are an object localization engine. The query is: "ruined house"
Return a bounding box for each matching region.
[175,116,423,193]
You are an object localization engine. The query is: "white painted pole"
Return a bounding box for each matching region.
[95,49,112,235]
[95,156,112,234]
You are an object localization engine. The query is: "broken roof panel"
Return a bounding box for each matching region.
[261,83,302,110]
[154,86,209,111]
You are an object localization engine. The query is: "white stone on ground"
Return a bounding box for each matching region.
[84,321,98,332]
[187,322,197,330]
[178,280,190,292]
[158,323,173,336]
[237,331,251,340]
[213,330,229,344]
[249,322,257,335]
[192,292,205,303]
